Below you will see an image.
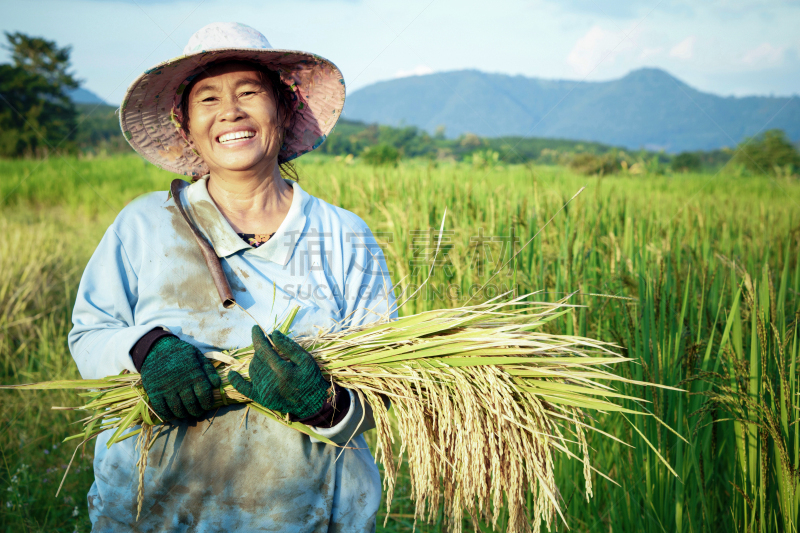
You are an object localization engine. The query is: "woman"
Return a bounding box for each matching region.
[68,22,396,532]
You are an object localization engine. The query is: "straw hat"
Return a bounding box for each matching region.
[120,22,346,177]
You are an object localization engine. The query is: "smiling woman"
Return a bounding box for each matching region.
[178,61,300,183]
[71,22,396,532]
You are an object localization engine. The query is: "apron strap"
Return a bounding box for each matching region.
[170,179,236,309]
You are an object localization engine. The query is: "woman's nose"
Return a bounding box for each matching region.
[219,94,246,121]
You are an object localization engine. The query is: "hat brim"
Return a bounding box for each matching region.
[120,48,346,177]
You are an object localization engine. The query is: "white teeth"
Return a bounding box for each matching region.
[218,131,255,143]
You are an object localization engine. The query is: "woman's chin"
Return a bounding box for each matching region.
[207,153,277,175]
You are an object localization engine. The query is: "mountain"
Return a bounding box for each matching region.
[68,87,106,105]
[342,68,800,153]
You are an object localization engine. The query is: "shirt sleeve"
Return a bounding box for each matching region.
[68,226,165,379]
[309,389,388,445]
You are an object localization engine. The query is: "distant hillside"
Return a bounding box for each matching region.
[343,68,800,153]
[68,87,106,105]
[318,118,621,163]
[74,103,132,153]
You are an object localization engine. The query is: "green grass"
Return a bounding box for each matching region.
[1,153,799,532]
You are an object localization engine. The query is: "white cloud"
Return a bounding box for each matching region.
[567,25,634,76]
[393,65,435,78]
[742,42,785,65]
[639,46,664,60]
[669,36,696,60]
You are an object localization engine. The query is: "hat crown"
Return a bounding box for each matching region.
[183,22,273,55]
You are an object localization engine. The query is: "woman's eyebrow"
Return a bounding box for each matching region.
[192,78,262,98]
[193,83,220,97]
[233,78,263,89]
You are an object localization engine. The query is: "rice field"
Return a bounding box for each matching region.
[1,153,799,532]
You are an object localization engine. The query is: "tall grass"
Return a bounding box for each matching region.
[1,153,799,531]
[0,219,95,532]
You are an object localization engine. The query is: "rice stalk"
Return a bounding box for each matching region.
[1,293,678,532]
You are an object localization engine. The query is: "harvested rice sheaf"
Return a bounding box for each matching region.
[2,294,678,532]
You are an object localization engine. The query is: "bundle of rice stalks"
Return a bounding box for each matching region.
[2,294,676,532]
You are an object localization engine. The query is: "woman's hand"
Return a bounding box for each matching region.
[228,326,330,419]
[140,337,222,420]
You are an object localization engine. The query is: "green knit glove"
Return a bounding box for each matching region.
[228,326,330,419]
[140,336,222,421]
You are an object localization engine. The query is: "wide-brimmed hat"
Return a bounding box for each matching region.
[120,22,346,177]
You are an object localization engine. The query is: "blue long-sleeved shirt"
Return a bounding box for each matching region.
[68,176,397,532]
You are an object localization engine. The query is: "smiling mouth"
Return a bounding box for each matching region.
[217,131,256,144]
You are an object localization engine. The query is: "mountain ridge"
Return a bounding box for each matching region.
[68,87,107,105]
[342,68,800,152]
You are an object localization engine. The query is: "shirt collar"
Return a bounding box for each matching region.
[181,175,309,265]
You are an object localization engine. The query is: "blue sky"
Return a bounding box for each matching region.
[2,0,799,105]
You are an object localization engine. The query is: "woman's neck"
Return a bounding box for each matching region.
[206,163,294,234]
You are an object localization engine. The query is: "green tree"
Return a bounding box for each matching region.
[733,129,800,176]
[0,32,78,157]
[671,151,702,173]
[568,152,621,176]
[361,143,400,166]
[6,32,79,90]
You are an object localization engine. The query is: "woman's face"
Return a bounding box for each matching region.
[185,62,283,175]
